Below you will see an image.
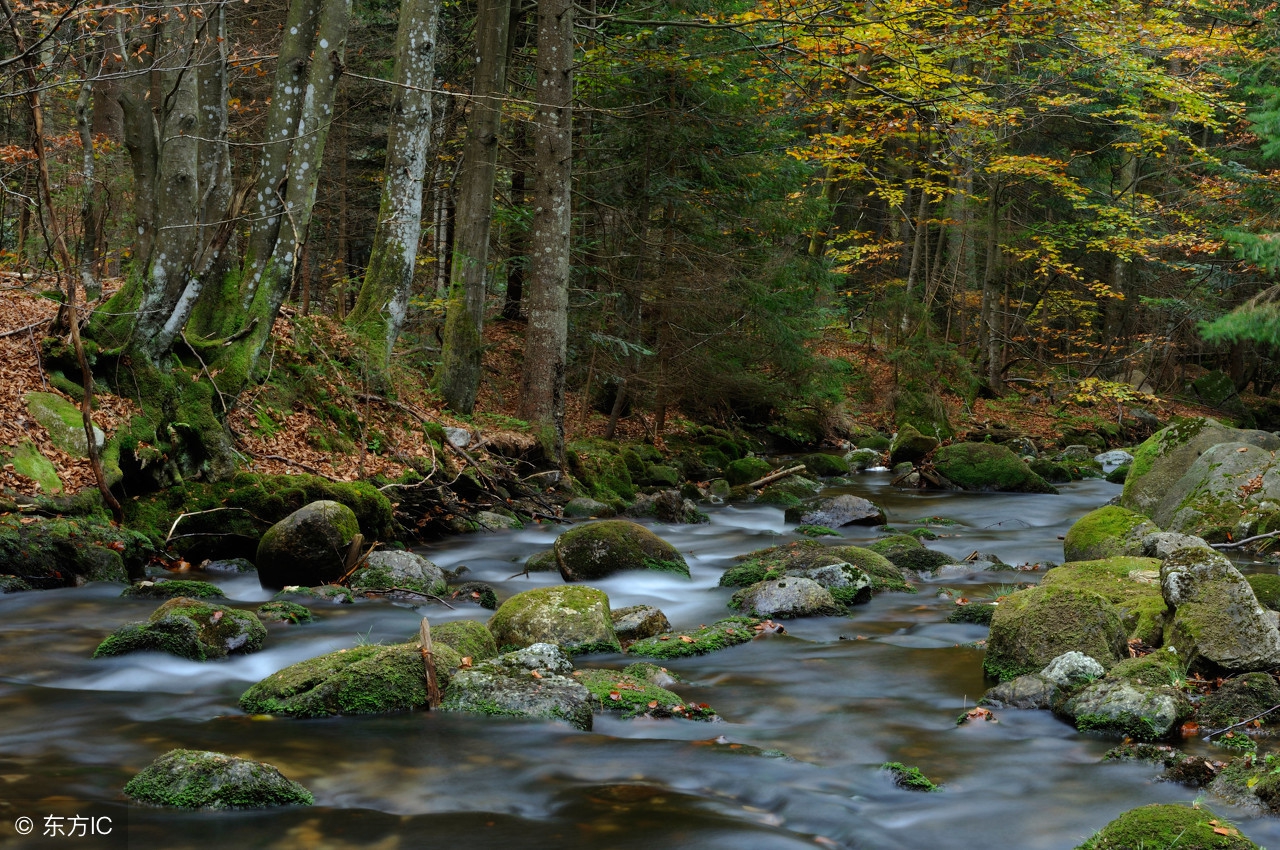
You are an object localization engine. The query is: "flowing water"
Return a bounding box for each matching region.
[4,470,1280,849]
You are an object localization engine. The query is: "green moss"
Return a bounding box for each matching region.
[123,749,313,810]
[573,669,716,720]
[725,457,772,486]
[1063,506,1157,562]
[4,439,62,493]
[1199,672,1280,730]
[1101,742,1183,767]
[487,585,621,654]
[1106,650,1185,687]
[881,762,940,792]
[122,580,226,600]
[255,601,313,624]
[431,620,500,662]
[565,440,636,503]
[1075,711,1162,741]
[932,442,1058,493]
[983,583,1129,681]
[1043,557,1168,645]
[94,597,266,661]
[555,520,689,580]
[347,562,446,597]
[1077,803,1257,849]
[722,540,914,594]
[796,525,841,537]
[1246,573,1280,611]
[274,585,354,604]
[626,617,762,659]
[0,513,151,586]
[1105,463,1131,484]
[622,662,682,683]
[868,534,953,574]
[947,603,996,625]
[799,453,849,477]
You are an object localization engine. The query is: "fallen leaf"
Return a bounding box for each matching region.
[609,691,621,701]
[530,670,542,679]
[679,635,695,644]
[1214,827,1233,836]
[648,700,658,709]
[460,656,472,668]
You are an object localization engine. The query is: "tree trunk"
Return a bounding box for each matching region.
[348,0,442,370]
[980,182,1002,393]
[518,0,573,459]
[502,119,530,321]
[437,0,512,411]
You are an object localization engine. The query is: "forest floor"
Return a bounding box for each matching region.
[0,282,1228,498]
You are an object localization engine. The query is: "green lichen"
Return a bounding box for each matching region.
[626,617,762,659]
[573,669,716,720]
[1076,803,1257,849]
[880,762,940,792]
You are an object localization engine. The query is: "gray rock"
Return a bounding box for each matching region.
[1057,445,1094,461]
[1060,678,1192,740]
[1095,450,1134,467]
[844,447,883,471]
[1040,651,1105,688]
[1004,437,1038,458]
[123,749,312,809]
[487,585,620,654]
[981,674,1059,709]
[441,643,593,730]
[611,605,671,641]
[554,520,689,581]
[783,561,872,605]
[1140,532,1209,561]
[256,500,361,590]
[444,427,472,448]
[202,558,255,574]
[349,550,447,599]
[563,497,614,518]
[730,577,840,618]
[1152,442,1280,540]
[784,494,886,527]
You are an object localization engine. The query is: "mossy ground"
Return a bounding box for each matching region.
[626,618,762,659]
[574,669,716,720]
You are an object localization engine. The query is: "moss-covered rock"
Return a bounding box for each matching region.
[799,453,849,477]
[626,617,762,659]
[611,605,671,642]
[255,500,361,590]
[1105,463,1131,485]
[0,513,149,587]
[273,584,353,604]
[725,456,772,486]
[255,601,313,624]
[980,673,1058,710]
[447,581,498,610]
[721,540,912,594]
[888,424,938,466]
[1060,678,1193,740]
[947,602,997,625]
[441,643,593,730]
[756,475,822,505]
[239,641,459,717]
[1210,756,1280,815]
[4,439,62,493]
[566,440,636,504]
[1063,506,1160,562]
[1199,672,1280,730]
[783,494,886,527]
[1041,557,1169,646]
[431,619,498,662]
[0,575,32,593]
[123,749,312,810]
[25,391,103,457]
[122,579,225,600]
[553,520,688,581]
[984,585,1128,681]
[95,597,266,661]
[525,549,559,573]
[625,490,708,524]
[1077,803,1257,849]
[487,585,620,655]
[1160,546,1280,674]
[1247,573,1280,611]
[844,447,883,471]
[1104,649,1184,687]
[348,550,447,599]
[867,534,954,575]
[574,668,716,720]
[932,442,1058,493]
[729,577,840,618]
[881,762,940,792]
[563,497,615,518]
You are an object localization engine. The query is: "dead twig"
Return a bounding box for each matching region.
[361,587,456,608]
[747,464,806,489]
[164,507,271,545]
[1211,530,1280,550]
[419,618,441,708]
[1203,702,1280,741]
[0,319,47,338]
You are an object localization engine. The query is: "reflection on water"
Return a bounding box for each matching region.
[4,470,1280,849]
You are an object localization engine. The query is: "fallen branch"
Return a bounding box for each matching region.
[748,464,806,489]
[165,507,271,545]
[0,319,47,339]
[419,618,441,708]
[1211,530,1280,550]
[361,587,455,608]
[1203,702,1280,741]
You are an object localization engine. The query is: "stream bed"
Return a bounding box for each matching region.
[4,470,1280,848]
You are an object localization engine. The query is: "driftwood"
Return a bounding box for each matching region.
[419,618,441,708]
[1211,530,1280,550]
[747,464,806,489]
[1203,702,1280,741]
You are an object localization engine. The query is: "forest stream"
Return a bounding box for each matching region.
[4,468,1278,849]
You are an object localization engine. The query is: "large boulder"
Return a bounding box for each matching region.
[348,550,447,599]
[1148,441,1280,542]
[1077,804,1258,849]
[984,585,1128,681]
[1062,506,1160,562]
[783,494,886,527]
[867,535,953,575]
[553,520,689,581]
[720,540,912,594]
[239,641,460,717]
[431,619,499,662]
[1160,545,1280,673]
[123,750,312,809]
[487,585,620,654]
[441,643,593,730]
[799,453,849,477]
[888,424,938,465]
[729,577,840,618]
[0,514,146,588]
[1122,418,1280,518]
[1060,678,1192,740]
[1040,557,1169,645]
[256,501,361,589]
[95,597,266,661]
[932,442,1058,493]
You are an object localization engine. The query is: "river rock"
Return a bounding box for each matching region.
[239,641,460,717]
[981,674,1059,710]
[845,447,883,470]
[255,600,313,624]
[725,456,771,486]
[123,749,312,810]
[441,643,593,730]
[984,585,1127,680]
[756,475,822,506]
[799,453,850,477]
[626,490,708,524]
[573,669,715,720]
[1095,449,1134,467]
[1122,417,1280,519]
[1079,804,1258,849]
[24,391,104,457]
[1062,506,1160,562]
[1060,678,1193,740]
[931,442,1058,493]
[1005,436,1038,458]
[122,579,225,600]
[256,500,361,589]
[888,424,938,465]
[1199,672,1280,730]
[625,617,763,659]
[611,605,671,641]
[0,514,137,588]
[1139,531,1209,560]
[94,597,266,661]
[783,494,886,527]
[783,562,872,606]
[431,619,499,662]
[1160,546,1280,673]
[487,585,620,654]
[348,550,446,599]
[553,520,689,580]
[720,541,911,595]
[563,497,615,518]
[730,577,840,618]
[1040,557,1168,646]
[202,558,255,574]
[867,534,953,574]
[1040,651,1105,688]
[1150,441,1280,541]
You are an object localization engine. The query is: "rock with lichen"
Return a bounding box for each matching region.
[123,749,312,809]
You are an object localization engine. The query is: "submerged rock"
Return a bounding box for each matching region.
[574,669,716,720]
[626,618,763,659]
[123,749,312,810]
[256,500,361,589]
[487,585,620,655]
[255,600,313,624]
[122,579,226,600]
[553,520,689,581]
[441,643,593,730]
[95,597,266,661]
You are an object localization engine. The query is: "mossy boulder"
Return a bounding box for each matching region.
[1122,418,1280,519]
[273,584,353,604]
[239,641,459,717]
[525,549,559,573]
[4,439,62,493]
[255,601,313,624]
[123,749,312,810]
[984,585,1128,681]
[0,513,149,587]
[563,497,615,519]
[431,619,499,662]
[756,475,822,505]
[611,605,671,642]
[1246,573,1280,611]
[932,442,1058,493]
[553,520,689,581]
[487,585,620,655]
[1105,463,1131,485]
[725,456,772,486]
[441,643,593,730]
[122,579,225,600]
[255,500,361,590]
[845,447,883,471]
[881,762,940,792]
[867,534,954,575]
[729,577,840,618]
[1160,546,1280,674]
[1060,678,1193,740]
[1105,649,1184,687]
[799,453,849,477]
[721,540,912,595]
[1145,441,1280,543]
[1063,506,1160,562]
[1041,557,1169,645]
[1211,757,1280,816]
[626,617,762,659]
[1077,804,1257,849]
[783,494,885,528]
[625,490,708,524]
[566,441,636,504]
[1199,672,1280,730]
[573,668,716,720]
[348,550,447,599]
[95,597,266,661]
[25,391,103,457]
[888,424,938,466]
